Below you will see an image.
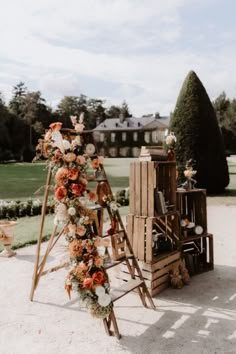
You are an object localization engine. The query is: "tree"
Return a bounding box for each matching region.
[9,82,27,115]
[169,70,229,193]
[57,95,88,128]
[213,93,236,154]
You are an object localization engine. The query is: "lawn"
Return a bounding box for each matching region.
[0,158,235,250]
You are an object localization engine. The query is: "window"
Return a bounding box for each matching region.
[144,131,150,143]
[100,133,104,142]
[122,132,126,141]
[111,132,116,142]
[133,132,138,141]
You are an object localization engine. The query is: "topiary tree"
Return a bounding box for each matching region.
[169,70,229,193]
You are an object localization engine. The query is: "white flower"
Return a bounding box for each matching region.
[68,207,76,216]
[51,131,65,153]
[95,286,105,296]
[63,139,71,150]
[98,293,112,307]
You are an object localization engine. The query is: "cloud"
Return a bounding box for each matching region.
[0,0,235,116]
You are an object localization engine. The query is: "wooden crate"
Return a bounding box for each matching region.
[180,233,214,275]
[129,161,176,217]
[120,251,181,296]
[176,189,207,238]
[126,213,181,264]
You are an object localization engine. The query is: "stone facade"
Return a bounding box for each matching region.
[93,115,169,157]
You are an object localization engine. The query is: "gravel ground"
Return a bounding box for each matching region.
[0,204,236,354]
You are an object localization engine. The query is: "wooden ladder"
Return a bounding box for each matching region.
[30,129,156,340]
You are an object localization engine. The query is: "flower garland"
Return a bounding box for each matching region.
[36,115,113,318]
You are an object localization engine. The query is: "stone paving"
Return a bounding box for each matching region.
[0,204,236,354]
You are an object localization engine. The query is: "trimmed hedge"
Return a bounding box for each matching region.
[0,199,54,219]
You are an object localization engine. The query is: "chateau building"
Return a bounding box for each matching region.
[93,114,169,157]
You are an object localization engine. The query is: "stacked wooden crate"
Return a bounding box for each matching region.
[176,189,214,275]
[126,160,182,296]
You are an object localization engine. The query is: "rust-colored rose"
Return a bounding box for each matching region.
[71,183,85,196]
[68,168,79,181]
[92,271,106,285]
[83,277,93,290]
[55,186,67,201]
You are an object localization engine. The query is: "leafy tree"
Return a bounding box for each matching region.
[169,70,229,193]
[57,95,88,128]
[105,101,131,119]
[9,82,27,115]
[87,98,106,128]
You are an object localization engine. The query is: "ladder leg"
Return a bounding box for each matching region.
[30,167,52,301]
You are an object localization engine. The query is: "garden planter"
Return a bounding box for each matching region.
[0,221,17,257]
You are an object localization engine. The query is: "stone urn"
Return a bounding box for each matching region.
[0,221,17,257]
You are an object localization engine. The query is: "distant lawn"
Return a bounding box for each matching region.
[0,159,132,200]
[0,157,235,203]
[0,158,235,251]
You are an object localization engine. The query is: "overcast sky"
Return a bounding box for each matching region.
[0,0,235,116]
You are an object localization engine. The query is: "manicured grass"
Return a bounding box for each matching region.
[0,158,235,250]
[0,162,49,200]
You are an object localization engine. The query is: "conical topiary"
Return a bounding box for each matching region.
[169,70,229,193]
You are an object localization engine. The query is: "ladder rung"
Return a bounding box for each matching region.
[105,255,134,269]
[111,278,144,302]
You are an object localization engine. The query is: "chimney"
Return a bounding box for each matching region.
[119,113,125,123]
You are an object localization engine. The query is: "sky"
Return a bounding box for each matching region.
[0,0,236,116]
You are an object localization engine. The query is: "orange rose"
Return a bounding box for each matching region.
[64,152,77,162]
[55,167,69,185]
[69,239,83,258]
[92,271,106,285]
[55,186,67,201]
[76,155,86,165]
[83,277,93,290]
[68,168,79,181]
[49,122,62,131]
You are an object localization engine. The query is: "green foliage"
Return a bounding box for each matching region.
[170,70,229,193]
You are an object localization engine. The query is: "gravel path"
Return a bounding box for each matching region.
[0,204,236,354]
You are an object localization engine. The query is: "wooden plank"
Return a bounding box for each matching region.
[126,214,134,247]
[132,216,140,257]
[150,282,169,296]
[142,260,181,282]
[135,162,141,215]
[147,162,155,216]
[146,217,154,263]
[141,251,181,272]
[111,278,143,302]
[141,161,148,216]
[129,162,136,214]
[137,216,146,261]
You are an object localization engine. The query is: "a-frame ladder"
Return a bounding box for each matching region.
[30,129,156,339]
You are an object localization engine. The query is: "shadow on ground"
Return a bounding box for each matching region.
[115,265,236,353]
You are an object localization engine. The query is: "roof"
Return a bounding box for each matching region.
[93,115,170,131]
